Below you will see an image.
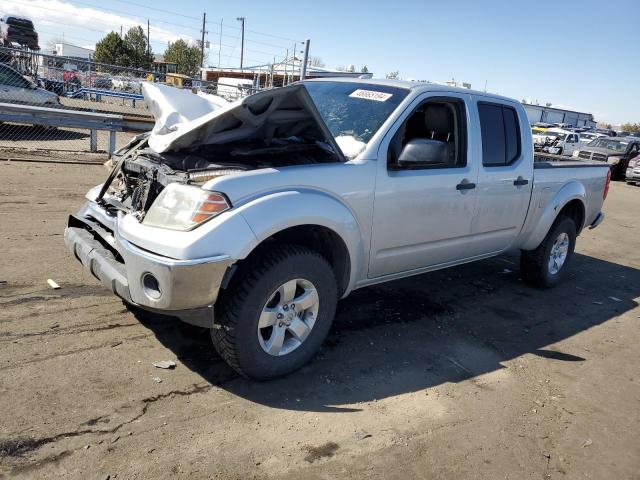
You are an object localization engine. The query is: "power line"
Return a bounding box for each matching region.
[106,0,201,21]
[7,0,302,66]
[63,0,302,44]
[60,0,203,32]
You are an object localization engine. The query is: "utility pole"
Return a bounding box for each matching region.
[236,17,245,69]
[291,42,296,81]
[300,39,310,80]
[147,19,150,56]
[120,25,123,38]
[200,12,207,68]
[283,48,288,86]
[218,18,223,68]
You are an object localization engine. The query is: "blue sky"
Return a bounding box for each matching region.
[5,0,639,123]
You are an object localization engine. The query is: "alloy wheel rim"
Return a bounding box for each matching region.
[257,278,320,356]
[548,232,569,275]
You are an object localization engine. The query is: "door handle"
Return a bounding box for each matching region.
[514,177,529,186]
[456,179,476,190]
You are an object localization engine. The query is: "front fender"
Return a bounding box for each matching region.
[520,181,586,251]
[237,190,366,295]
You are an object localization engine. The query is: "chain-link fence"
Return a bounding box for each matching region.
[0,46,262,158]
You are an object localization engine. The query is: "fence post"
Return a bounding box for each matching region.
[108,131,117,156]
[90,129,97,152]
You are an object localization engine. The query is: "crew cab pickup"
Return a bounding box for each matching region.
[64,79,610,379]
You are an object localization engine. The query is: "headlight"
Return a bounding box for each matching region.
[143,183,231,231]
[607,156,621,165]
[572,150,580,158]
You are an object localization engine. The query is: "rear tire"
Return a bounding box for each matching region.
[211,244,338,380]
[521,216,576,288]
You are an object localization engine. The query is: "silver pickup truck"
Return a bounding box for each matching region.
[64,79,610,379]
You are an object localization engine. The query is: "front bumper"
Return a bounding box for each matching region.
[64,203,234,327]
[626,167,640,182]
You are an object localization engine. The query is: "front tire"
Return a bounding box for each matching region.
[521,216,577,288]
[211,245,338,380]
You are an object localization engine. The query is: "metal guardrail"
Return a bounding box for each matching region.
[0,102,123,154]
[66,88,144,107]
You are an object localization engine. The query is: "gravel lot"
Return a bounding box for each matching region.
[1,160,639,479]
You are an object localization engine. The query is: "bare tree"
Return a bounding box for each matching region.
[45,37,64,53]
[309,56,325,68]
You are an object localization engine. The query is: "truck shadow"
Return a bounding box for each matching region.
[133,251,640,412]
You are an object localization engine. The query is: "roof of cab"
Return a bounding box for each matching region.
[303,77,519,104]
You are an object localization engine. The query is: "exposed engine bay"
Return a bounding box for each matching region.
[97,83,345,219]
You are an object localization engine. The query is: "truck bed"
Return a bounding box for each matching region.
[534,153,610,169]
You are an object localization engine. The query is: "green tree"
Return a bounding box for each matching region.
[123,26,153,69]
[621,122,640,133]
[386,70,399,79]
[93,31,130,67]
[163,39,202,76]
[361,65,369,73]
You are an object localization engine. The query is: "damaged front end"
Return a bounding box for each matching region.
[95,83,345,222]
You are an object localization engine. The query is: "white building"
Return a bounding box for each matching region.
[53,43,94,60]
[522,102,596,128]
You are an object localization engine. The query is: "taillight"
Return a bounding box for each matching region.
[603,169,611,200]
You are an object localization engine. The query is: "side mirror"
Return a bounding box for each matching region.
[396,139,447,167]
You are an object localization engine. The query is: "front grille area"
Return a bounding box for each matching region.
[578,151,592,160]
[592,153,607,162]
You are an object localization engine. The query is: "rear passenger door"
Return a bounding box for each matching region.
[466,99,534,256]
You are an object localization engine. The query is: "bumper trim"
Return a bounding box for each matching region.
[117,235,231,267]
[589,212,605,230]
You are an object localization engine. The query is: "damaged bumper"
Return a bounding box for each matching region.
[64,202,233,327]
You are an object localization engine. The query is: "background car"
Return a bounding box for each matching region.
[625,154,640,185]
[93,76,113,90]
[576,137,640,179]
[0,63,59,106]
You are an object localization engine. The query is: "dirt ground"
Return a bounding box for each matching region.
[1,160,639,480]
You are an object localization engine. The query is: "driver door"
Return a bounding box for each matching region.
[369,93,480,278]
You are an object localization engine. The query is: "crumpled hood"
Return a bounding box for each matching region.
[142,83,229,137]
[142,83,345,161]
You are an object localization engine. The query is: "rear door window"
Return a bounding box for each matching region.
[478,102,521,166]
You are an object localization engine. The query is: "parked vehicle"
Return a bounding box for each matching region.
[545,130,586,156]
[577,132,600,143]
[216,77,255,101]
[65,79,610,379]
[532,127,564,152]
[619,131,640,139]
[111,76,142,93]
[93,76,112,90]
[0,15,38,50]
[625,154,640,185]
[0,63,58,105]
[595,128,616,137]
[575,137,640,179]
